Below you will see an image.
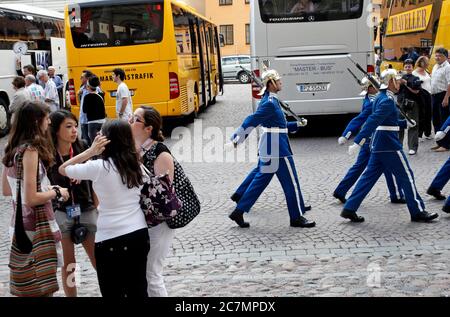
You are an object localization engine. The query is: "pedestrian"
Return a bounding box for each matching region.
[47,110,98,297]
[2,101,69,296]
[22,64,36,77]
[37,70,60,112]
[48,66,64,108]
[113,68,132,121]
[413,56,433,140]
[342,69,438,223]
[25,74,45,102]
[407,46,420,65]
[9,76,31,121]
[227,69,315,228]
[430,48,450,152]
[334,76,405,204]
[130,106,174,297]
[78,70,94,144]
[82,76,106,144]
[58,120,150,297]
[398,59,422,155]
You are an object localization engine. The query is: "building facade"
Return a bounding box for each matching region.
[206,0,250,57]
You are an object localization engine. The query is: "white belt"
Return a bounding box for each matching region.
[262,127,288,133]
[376,126,399,131]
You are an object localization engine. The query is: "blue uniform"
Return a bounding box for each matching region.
[334,94,404,201]
[231,92,308,220]
[430,116,450,207]
[344,89,425,217]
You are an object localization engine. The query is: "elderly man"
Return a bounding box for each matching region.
[341,69,438,223]
[9,76,31,120]
[37,70,59,112]
[48,66,64,107]
[227,69,315,228]
[25,74,45,102]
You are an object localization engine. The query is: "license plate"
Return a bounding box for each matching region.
[297,83,329,93]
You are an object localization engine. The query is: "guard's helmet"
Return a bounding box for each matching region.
[380,68,401,89]
[258,69,282,96]
[359,76,380,95]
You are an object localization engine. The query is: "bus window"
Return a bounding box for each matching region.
[71,2,164,48]
[259,0,363,23]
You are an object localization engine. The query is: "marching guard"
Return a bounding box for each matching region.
[427,115,450,213]
[341,69,439,223]
[334,76,405,204]
[227,69,315,228]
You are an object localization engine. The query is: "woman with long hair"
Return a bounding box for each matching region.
[47,110,98,297]
[413,56,433,141]
[58,119,149,297]
[2,101,69,296]
[129,106,175,297]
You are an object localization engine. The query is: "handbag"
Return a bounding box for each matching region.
[140,165,182,227]
[9,146,59,297]
[143,143,201,229]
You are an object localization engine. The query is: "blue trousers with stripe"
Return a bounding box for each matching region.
[344,151,425,216]
[234,156,307,220]
[334,144,404,200]
[429,156,450,207]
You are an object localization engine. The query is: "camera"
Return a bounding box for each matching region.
[71,222,88,244]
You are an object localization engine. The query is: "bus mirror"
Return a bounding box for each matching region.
[219,34,225,47]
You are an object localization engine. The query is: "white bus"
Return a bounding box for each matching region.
[0,4,67,136]
[251,0,374,118]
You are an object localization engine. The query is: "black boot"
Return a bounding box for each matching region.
[229,209,250,228]
[303,205,312,212]
[391,197,406,204]
[442,205,450,214]
[411,211,439,222]
[340,209,365,222]
[333,192,347,204]
[290,216,316,228]
[426,187,446,200]
[230,193,241,203]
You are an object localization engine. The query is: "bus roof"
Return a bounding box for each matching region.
[67,0,215,25]
[0,3,64,20]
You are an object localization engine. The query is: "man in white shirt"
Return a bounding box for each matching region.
[37,70,60,112]
[25,74,45,103]
[430,48,450,151]
[113,68,132,120]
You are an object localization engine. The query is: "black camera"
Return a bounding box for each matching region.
[71,219,88,244]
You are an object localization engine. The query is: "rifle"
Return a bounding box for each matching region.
[239,66,307,125]
[347,56,415,125]
[347,68,363,86]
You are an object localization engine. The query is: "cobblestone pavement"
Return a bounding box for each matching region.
[1,83,450,297]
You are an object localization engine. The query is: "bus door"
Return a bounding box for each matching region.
[195,18,206,108]
[200,20,212,105]
[214,26,224,94]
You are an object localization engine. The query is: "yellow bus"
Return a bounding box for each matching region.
[380,0,450,72]
[65,0,223,120]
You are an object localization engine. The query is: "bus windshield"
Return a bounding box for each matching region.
[258,0,363,23]
[70,2,164,48]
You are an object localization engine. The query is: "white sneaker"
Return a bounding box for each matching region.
[408,149,416,155]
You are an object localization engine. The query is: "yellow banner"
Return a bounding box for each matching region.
[386,4,433,36]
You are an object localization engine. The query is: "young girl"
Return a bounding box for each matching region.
[58,119,149,297]
[47,110,98,297]
[2,101,69,296]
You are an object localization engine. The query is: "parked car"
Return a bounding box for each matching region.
[221,55,251,84]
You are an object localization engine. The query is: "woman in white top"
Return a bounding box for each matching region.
[58,119,149,297]
[413,56,433,140]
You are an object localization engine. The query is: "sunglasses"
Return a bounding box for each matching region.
[130,115,145,124]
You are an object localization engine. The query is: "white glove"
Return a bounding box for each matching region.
[348,143,361,156]
[224,142,237,152]
[297,118,308,127]
[435,131,446,141]
[338,136,348,145]
[407,119,417,129]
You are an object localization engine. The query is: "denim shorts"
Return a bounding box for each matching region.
[55,208,98,237]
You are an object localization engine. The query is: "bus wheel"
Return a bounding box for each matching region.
[0,97,10,137]
[238,71,251,84]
